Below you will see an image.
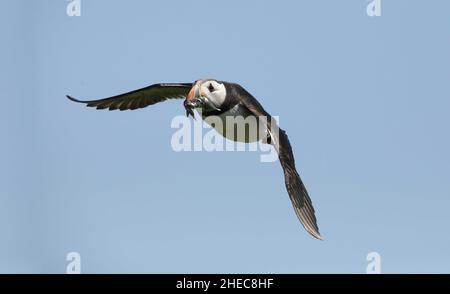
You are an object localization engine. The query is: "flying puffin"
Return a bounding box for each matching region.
[67,79,322,240]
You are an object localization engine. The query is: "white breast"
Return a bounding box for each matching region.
[201,104,267,143]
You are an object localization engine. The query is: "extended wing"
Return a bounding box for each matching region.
[232,83,322,240]
[67,83,192,111]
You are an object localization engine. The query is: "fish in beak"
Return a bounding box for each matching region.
[184,99,196,118]
[184,81,221,118]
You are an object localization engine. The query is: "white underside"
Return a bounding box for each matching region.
[197,104,268,143]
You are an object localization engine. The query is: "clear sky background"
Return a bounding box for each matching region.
[1,0,450,273]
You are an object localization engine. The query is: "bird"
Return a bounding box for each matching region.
[67,79,322,240]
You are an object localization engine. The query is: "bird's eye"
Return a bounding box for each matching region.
[208,83,215,92]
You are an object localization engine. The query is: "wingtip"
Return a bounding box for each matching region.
[66,95,79,102]
[308,229,324,241]
[314,234,324,241]
[67,95,90,105]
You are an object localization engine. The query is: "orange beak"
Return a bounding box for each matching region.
[187,84,197,101]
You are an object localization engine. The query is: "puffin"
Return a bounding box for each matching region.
[67,79,322,240]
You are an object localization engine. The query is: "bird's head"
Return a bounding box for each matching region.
[184,79,226,117]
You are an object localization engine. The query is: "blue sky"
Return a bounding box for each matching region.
[1,0,450,273]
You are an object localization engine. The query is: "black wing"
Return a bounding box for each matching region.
[231,83,322,240]
[67,83,192,111]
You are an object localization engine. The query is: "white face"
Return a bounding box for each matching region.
[199,80,227,108]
